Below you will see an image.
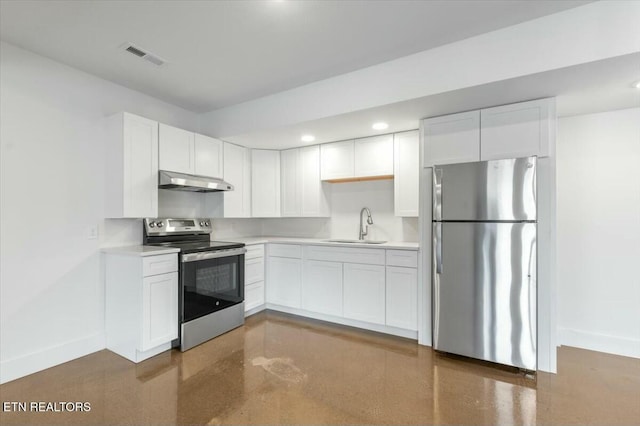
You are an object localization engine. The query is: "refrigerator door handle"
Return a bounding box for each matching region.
[435,222,443,273]
[433,168,443,221]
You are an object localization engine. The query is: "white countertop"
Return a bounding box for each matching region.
[102,245,180,257]
[224,236,419,250]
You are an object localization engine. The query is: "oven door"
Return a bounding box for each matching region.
[181,248,245,322]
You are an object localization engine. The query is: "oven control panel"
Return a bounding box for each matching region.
[144,218,212,235]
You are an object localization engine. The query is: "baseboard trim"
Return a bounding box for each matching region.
[558,327,640,359]
[245,304,266,318]
[0,333,105,384]
[266,303,418,340]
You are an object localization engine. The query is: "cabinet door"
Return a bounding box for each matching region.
[245,281,265,312]
[386,266,417,330]
[480,98,553,160]
[251,150,281,217]
[245,257,265,285]
[354,134,394,177]
[121,113,158,218]
[320,140,354,180]
[267,257,302,308]
[423,111,480,166]
[300,145,330,217]
[280,148,301,217]
[159,123,195,174]
[223,142,251,218]
[343,263,385,325]
[140,272,178,352]
[303,260,343,316]
[394,130,419,217]
[194,134,223,178]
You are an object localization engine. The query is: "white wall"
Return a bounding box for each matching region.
[0,42,200,383]
[557,108,640,359]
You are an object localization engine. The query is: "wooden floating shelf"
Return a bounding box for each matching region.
[324,175,394,184]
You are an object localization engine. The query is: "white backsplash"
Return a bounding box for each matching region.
[211,218,264,239]
[207,179,419,242]
[328,179,418,242]
[158,190,206,218]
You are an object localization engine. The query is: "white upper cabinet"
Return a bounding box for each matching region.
[480,98,554,160]
[320,140,354,180]
[423,110,480,167]
[159,124,223,178]
[194,134,223,178]
[321,136,394,181]
[354,134,394,177]
[281,146,330,217]
[300,145,330,217]
[251,149,281,217]
[280,148,301,217]
[221,142,251,218]
[105,112,158,218]
[394,130,419,217]
[159,123,195,174]
[423,99,555,167]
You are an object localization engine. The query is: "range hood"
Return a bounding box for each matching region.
[158,170,234,192]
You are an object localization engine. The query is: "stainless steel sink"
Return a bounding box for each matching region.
[324,239,387,244]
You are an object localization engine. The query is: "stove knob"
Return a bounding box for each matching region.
[157,221,164,228]
[204,221,210,227]
[148,222,155,228]
[200,221,205,226]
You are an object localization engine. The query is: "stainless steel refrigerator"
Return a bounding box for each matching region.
[432,156,537,370]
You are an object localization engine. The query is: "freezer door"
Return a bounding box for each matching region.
[433,222,537,370]
[433,157,536,221]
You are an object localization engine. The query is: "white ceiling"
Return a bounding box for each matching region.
[0,0,589,112]
[226,53,640,149]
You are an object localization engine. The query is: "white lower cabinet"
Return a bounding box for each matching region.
[385,266,418,331]
[245,282,265,312]
[267,255,302,308]
[244,244,265,313]
[343,263,386,325]
[105,250,179,363]
[245,257,265,285]
[141,272,179,351]
[303,260,343,316]
[265,243,418,338]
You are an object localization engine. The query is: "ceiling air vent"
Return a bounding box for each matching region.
[122,43,167,66]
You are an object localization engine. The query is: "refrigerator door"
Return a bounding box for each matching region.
[433,157,536,222]
[433,222,537,370]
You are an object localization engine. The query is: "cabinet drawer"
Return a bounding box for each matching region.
[245,257,265,285]
[245,281,265,312]
[143,254,178,277]
[245,244,265,260]
[386,250,418,268]
[268,244,302,258]
[304,245,385,265]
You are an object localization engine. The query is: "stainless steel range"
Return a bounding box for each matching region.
[143,218,246,351]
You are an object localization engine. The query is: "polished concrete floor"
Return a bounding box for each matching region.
[1,311,639,425]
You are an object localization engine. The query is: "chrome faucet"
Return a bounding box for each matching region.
[359,207,374,240]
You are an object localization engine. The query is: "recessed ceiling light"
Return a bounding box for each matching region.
[372,122,389,130]
[634,80,640,89]
[301,134,315,143]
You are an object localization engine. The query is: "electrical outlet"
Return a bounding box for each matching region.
[87,225,98,240]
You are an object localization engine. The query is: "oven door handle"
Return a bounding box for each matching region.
[181,248,247,263]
